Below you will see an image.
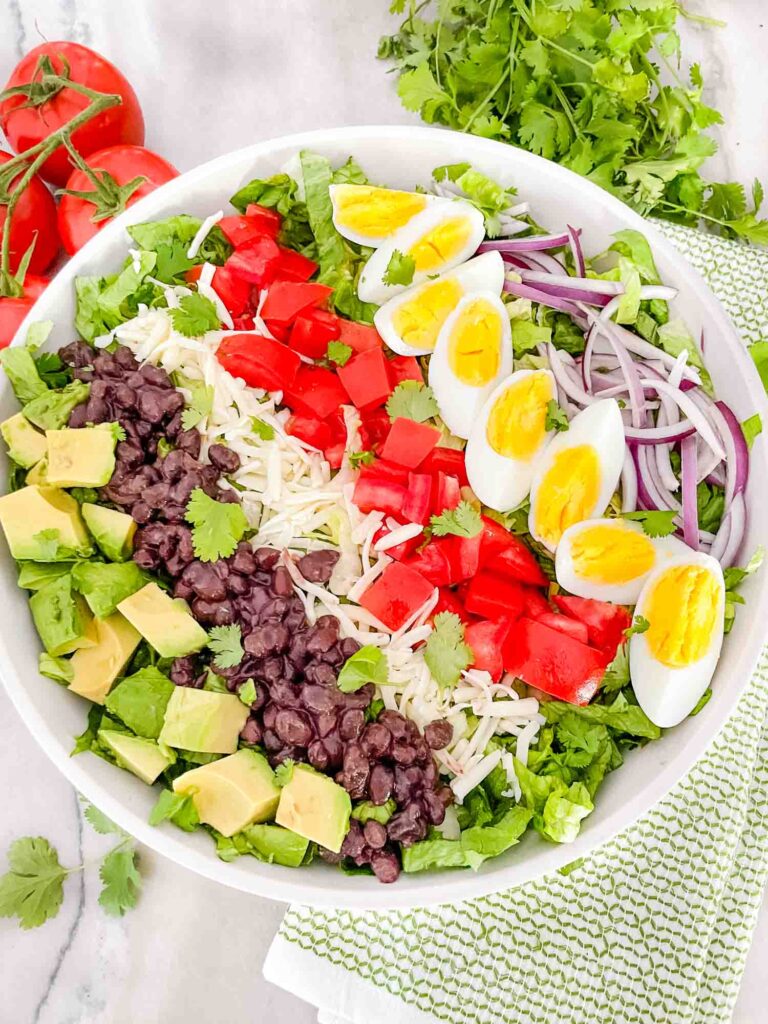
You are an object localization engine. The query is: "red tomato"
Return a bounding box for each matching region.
[352,469,407,520]
[420,446,469,486]
[535,611,590,645]
[216,333,301,392]
[0,273,49,348]
[464,572,530,621]
[282,365,348,420]
[0,42,145,186]
[491,539,548,588]
[285,414,332,451]
[57,145,178,254]
[552,594,632,658]
[338,320,382,354]
[358,561,434,631]
[380,417,440,469]
[432,588,473,623]
[465,619,513,680]
[186,263,253,318]
[387,354,423,386]
[403,542,452,588]
[288,309,341,360]
[502,618,607,705]
[359,407,391,452]
[373,522,422,562]
[431,472,461,515]
[441,532,482,584]
[401,471,433,525]
[337,348,393,410]
[261,281,332,325]
[0,151,60,273]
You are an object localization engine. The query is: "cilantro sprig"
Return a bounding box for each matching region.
[544,400,569,433]
[208,624,245,669]
[386,381,439,423]
[424,611,474,691]
[184,489,249,562]
[169,293,221,338]
[623,510,677,538]
[382,249,416,287]
[430,500,482,538]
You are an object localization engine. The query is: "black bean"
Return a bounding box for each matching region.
[363,820,388,850]
[297,549,340,583]
[274,709,313,747]
[424,720,453,750]
[208,444,240,474]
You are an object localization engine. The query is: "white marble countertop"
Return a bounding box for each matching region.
[1,2,766,1022]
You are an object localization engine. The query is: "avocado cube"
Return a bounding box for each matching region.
[29,575,96,657]
[98,730,176,785]
[68,612,142,704]
[71,561,149,619]
[25,457,48,486]
[0,485,93,561]
[104,666,175,739]
[46,427,117,488]
[173,749,280,837]
[117,582,208,658]
[159,689,249,754]
[276,765,352,854]
[1,413,47,468]
[82,503,136,562]
[243,824,310,867]
[17,561,75,590]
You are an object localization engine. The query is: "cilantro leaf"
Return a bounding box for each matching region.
[175,373,214,431]
[98,846,140,917]
[208,624,244,669]
[338,645,389,692]
[742,413,762,450]
[250,417,275,441]
[625,615,650,639]
[430,500,482,538]
[348,450,376,468]
[326,341,353,366]
[424,612,473,691]
[386,381,439,423]
[83,803,125,837]
[0,837,68,929]
[544,399,569,433]
[623,509,677,538]
[184,489,249,562]
[382,250,416,287]
[169,293,221,338]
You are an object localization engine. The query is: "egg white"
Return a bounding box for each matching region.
[528,399,625,553]
[555,517,690,605]
[630,551,725,728]
[373,252,506,357]
[358,200,486,306]
[465,368,556,512]
[329,184,437,248]
[428,290,513,440]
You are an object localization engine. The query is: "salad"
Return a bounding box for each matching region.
[0,152,760,884]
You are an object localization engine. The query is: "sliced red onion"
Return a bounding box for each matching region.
[547,344,597,406]
[710,492,746,567]
[639,378,726,461]
[667,350,689,388]
[517,275,615,307]
[596,317,702,386]
[590,316,647,427]
[639,285,678,302]
[517,251,567,275]
[715,400,749,499]
[621,450,638,513]
[624,419,696,444]
[653,406,682,491]
[680,436,700,550]
[567,224,585,277]
[635,445,682,513]
[521,270,622,298]
[503,279,589,323]
[479,230,574,253]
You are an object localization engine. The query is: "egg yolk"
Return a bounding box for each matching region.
[333,186,427,239]
[570,523,655,584]
[408,216,474,272]
[486,372,553,460]
[533,445,601,548]
[448,298,503,387]
[390,278,463,351]
[645,565,720,667]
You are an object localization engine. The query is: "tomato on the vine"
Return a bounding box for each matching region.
[0,151,60,274]
[57,145,179,254]
[0,273,48,349]
[0,42,145,187]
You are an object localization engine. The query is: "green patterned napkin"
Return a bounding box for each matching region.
[264,227,768,1024]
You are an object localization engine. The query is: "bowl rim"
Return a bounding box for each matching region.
[2,123,767,910]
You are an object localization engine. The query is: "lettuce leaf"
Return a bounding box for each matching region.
[104,667,175,739]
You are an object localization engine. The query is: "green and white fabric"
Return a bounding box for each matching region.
[264,228,768,1024]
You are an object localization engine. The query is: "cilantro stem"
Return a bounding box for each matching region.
[679,6,726,28]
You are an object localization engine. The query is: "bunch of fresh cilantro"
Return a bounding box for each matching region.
[379,0,768,243]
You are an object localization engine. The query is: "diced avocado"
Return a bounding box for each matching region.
[0,485,93,561]
[45,426,117,488]
[173,749,280,837]
[243,823,310,867]
[104,666,175,738]
[82,503,136,562]
[25,457,49,486]
[275,764,351,854]
[159,688,249,754]
[98,730,175,785]
[68,612,142,703]
[117,582,208,658]
[22,380,90,431]
[29,575,96,656]
[17,561,75,590]
[71,560,149,619]
[1,413,47,468]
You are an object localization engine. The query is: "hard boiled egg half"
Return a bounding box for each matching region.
[428,291,513,440]
[373,251,505,357]
[555,517,690,605]
[329,184,436,248]
[528,399,625,552]
[358,200,486,306]
[465,369,557,512]
[630,552,725,727]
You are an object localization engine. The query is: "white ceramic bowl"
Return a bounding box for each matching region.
[2,126,766,910]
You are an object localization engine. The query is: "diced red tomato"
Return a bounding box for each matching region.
[358,562,435,631]
[186,263,253,318]
[490,539,548,588]
[420,447,469,486]
[216,333,300,392]
[218,213,279,248]
[465,619,513,681]
[246,203,283,234]
[403,543,452,588]
[285,414,332,451]
[282,365,348,420]
[271,247,318,283]
[402,472,433,525]
[502,618,606,705]
[380,418,441,470]
[359,408,392,453]
[522,587,552,620]
[371,459,410,484]
[535,611,590,645]
[441,532,482,584]
[432,588,473,623]
[288,308,341,359]
[552,595,632,658]
[431,472,461,515]
[337,348,393,410]
[373,522,422,562]
[338,320,383,353]
[260,281,332,325]
[478,516,514,565]
[226,235,282,286]
[324,442,345,470]
[464,572,530,622]
[387,354,423,386]
[352,468,407,520]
